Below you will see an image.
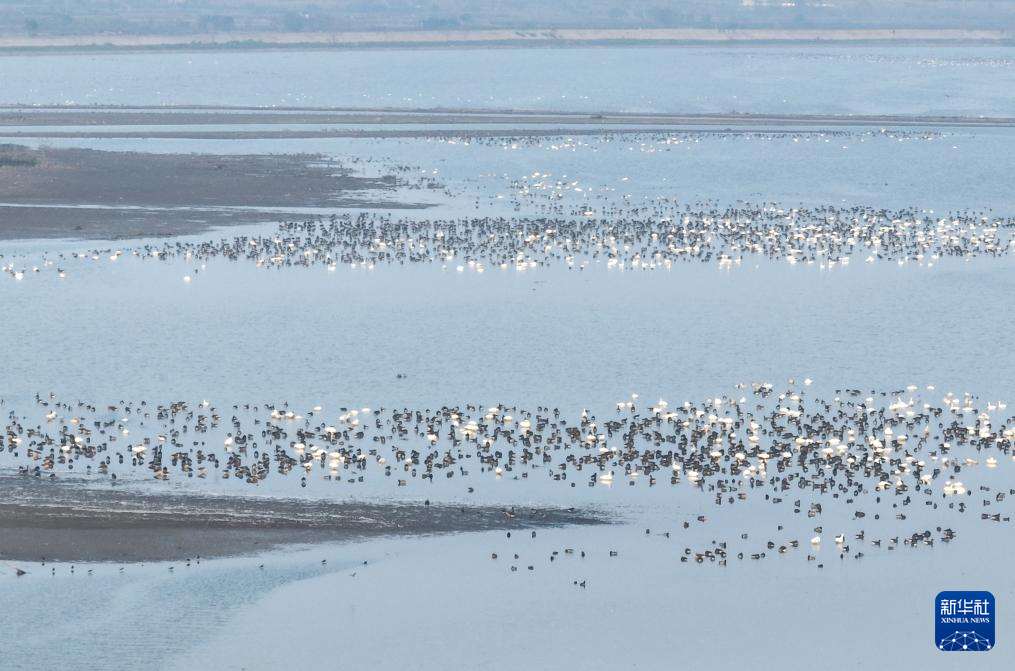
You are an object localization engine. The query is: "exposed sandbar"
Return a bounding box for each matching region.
[3,108,1015,130]
[0,477,604,562]
[0,28,1011,53]
[0,144,426,240]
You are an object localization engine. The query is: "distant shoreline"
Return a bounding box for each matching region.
[0,27,1012,54]
[4,107,1015,130]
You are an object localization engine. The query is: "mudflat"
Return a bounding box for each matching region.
[0,144,424,240]
[4,108,1015,130]
[0,476,604,562]
[0,28,1011,53]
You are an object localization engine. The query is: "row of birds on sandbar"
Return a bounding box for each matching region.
[2,380,1012,563]
[4,202,1014,283]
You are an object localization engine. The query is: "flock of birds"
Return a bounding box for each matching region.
[4,204,1014,283]
[2,127,1012,579]
[435,128,944,156]
[3,380,1012,568]
[429,128,950,209]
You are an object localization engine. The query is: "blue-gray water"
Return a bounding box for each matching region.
[4,127,1013,212]
[2,44,1015,671]
[0,45,1014,114]
[2,257,1014,410]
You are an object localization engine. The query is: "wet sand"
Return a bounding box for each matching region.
[0,145,425,240]
[0,205,318,240]
[0,477,604,562]
[0,28,1010,53]
[3,108,1015,131]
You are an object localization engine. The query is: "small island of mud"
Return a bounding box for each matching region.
[0,144,429,240]
[0,476,606,562]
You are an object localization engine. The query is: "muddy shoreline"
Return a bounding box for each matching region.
[0,28,1011,54]
[0,145,428,240]
[0,477,605,562]
[2,108,1014,129]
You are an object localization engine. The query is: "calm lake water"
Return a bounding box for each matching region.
[0,45,1014,114]
[5,125,1015,213]
[2,256,1014,413]
[2,45,1014,671]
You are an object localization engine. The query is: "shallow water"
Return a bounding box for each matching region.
[163,525,1011,671]
[2,255,1013,410]
[3,519,1012,671]
[5,125,1014,214]
[3,45,1015,114]
[3,44,1015,671]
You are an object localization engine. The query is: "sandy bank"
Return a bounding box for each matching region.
[3,108,1013,133]
[0,476,605,562]
[0,145,426,240]
[0,28,1011,53]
